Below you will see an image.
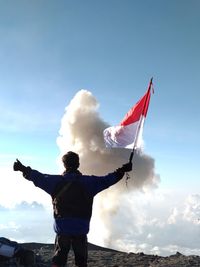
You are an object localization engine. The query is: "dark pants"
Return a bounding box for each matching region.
[52,234,88,267]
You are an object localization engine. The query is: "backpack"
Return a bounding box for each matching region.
[52,178,93,220]
[0,238,35,267]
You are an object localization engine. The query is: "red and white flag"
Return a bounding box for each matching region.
[103,79,153,149]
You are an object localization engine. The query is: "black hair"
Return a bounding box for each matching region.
[62,151,79,170]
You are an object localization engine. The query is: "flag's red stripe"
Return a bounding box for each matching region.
[120,86,151,126]
[143,88,151,117]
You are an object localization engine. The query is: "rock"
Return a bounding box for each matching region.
[1,242,199,267]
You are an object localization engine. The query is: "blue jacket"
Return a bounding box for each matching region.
[27,169,124,235]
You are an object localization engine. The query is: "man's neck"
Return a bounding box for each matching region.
[63,168,82,175]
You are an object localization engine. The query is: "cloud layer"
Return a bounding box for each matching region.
[0,201,53,243]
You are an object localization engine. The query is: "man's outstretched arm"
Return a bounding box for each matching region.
[88,161,133,195]
[13,159,62,195]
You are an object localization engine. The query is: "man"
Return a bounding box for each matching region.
[13,151,132,267]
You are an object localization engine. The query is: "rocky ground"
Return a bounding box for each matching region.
[19,242,200,267]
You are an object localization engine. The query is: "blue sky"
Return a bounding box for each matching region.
[0,0,200,255]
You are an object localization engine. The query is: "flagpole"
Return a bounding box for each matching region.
[129,77,153,163]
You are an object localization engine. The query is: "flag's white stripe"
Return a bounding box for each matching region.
[133,115,145,149]
[104,121,138,148]
[103,115,145,149]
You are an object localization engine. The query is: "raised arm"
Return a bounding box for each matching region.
[13,159,62,195]
[86,162,132,195]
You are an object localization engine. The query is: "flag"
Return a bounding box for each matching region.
[103,79,153,149]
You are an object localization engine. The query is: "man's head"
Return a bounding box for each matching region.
[62,151,80,171]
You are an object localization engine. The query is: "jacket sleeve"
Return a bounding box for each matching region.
[86,169,125,196]
[24,169,63,195]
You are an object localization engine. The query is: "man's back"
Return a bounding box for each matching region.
[52,178,93,220]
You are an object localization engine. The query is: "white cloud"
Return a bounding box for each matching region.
[0,202,54,243]
[183,194,200,223]
[0,163,51,208]
[93,191,200,256]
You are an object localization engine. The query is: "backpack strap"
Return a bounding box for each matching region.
[53,181,72,201]
[52,180,73,216]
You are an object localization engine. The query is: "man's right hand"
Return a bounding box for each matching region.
[13,159,26,172]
